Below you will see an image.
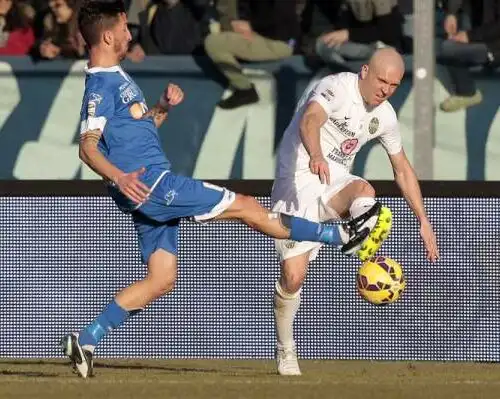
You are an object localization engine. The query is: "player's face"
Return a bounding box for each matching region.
[362,64,402,106]
[110,13,132,60]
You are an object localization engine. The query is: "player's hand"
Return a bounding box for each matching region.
[309,155,330,185]
[116,167,151,205]
[159,83,184,110]
[419,219,439,263]
[165,83,184,106]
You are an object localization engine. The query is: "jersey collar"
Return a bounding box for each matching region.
[85,64,122,74]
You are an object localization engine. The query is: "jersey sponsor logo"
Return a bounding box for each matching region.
[320,88,335,102]
[87,93,102,117]
[341,138,358,155]
[329,117,357,137]
[326,147,352,167]
[369,117,379,134]
[120,84,138,104]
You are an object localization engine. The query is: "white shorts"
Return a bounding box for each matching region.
[271,170,365,262]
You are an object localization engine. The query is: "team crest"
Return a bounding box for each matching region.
[368,117,379,134]
[165,189,177,206]
[284,240,296,249]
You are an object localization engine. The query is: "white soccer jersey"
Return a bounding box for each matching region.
[275,72,402,178]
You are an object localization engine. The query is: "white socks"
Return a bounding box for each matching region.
[274,281,301,348]
[349,196,376,219]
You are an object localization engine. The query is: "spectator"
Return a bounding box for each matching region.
[315,0,405,66]
[0,0,35,55]
[398,0,413,38]
[300,0,344,60]
[438,0,500,112]
[204,0,300,109]
[126,0,211,63]
[35,0,85,60]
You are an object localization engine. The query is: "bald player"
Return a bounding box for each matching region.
[271,48,440,375]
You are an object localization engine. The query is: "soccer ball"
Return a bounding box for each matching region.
[356,256,406,305]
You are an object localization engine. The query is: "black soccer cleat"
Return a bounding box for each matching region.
[341,202,393,261]
[60,332,94,378]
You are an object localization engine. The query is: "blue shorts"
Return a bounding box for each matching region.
[131,172,235,263]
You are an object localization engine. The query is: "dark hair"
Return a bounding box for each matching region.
[4,2,33,32]
[77,0,126,47]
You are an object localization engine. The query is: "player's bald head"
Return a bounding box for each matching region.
[368,48,405,78]
[359,48,405,106]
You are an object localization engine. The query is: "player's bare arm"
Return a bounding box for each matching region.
[142,83,184,128]
[389,149,440,262]
[300,101,330,184]
[79,130,150,204]
[142,106,168,128]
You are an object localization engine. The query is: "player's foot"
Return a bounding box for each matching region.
[60,332,94,378]
[276,344,302,376]
[341,202,392,261]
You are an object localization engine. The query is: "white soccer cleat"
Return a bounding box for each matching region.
[276,344,302,376]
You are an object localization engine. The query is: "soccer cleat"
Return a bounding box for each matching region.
[60,332,94,378]
[276,344,302,376]
[341,202,392,261]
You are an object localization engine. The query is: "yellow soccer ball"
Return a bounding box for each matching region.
[356,256,406,305]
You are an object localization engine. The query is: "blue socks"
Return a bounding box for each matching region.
[289,215,343,245]
[78,300,137,348]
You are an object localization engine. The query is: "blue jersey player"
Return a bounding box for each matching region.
[60,0,392,379]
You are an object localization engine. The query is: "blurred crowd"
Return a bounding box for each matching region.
[0,0,498,111]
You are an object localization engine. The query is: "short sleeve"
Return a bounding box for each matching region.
[79,88,115,135]
[378,120,403,155]
[308,76,343,115]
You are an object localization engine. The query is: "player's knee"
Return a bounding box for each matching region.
[233,194,260,217]
[354,180,376,198]
[280,267,307,294]
[204,33,225,58]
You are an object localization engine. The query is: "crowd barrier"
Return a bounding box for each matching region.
[0,56,499,181]
[0,180,499,360]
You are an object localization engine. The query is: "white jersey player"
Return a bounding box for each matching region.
[271,48,439,376]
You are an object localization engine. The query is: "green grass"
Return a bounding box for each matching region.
[1,359,499,399]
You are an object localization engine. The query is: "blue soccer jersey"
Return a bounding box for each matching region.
[79,64,235,263]
[80,65,171,188]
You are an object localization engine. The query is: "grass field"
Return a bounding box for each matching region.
[1,359,499,399]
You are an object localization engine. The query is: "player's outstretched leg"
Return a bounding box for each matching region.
[214,194,369,250]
